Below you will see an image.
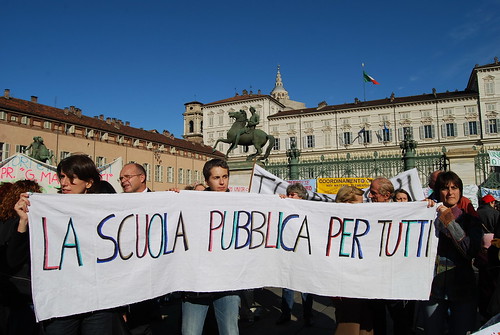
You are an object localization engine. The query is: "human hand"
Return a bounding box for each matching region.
[14,193,31,233]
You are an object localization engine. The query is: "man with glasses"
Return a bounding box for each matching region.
[118,163,157,334]
[119,163,149,193]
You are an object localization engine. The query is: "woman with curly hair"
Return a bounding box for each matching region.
[0,180,42,335]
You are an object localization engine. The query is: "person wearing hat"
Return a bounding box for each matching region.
[478,194,499,233]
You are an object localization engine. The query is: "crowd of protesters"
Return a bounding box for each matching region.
[1,156,500,334]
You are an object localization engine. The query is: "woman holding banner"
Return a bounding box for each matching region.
[333,185,374,335]
[14,155,116,335]
[421,171,482,335]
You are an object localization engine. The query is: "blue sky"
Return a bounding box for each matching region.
[2,0,500,138]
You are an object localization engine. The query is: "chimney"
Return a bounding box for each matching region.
[125,121,130,126]
[31,96,38,103]
[106,117,111,124]
[99,114,104,120]
[4,89,10,98]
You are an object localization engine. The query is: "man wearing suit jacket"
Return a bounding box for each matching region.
[119,163,157,334]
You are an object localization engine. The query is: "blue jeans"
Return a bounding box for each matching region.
[42,310,114,335]
[281,288,313,318]
[182,294,240,335]
[421,299,477,335]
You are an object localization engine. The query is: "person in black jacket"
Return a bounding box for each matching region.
[0,180,42,335]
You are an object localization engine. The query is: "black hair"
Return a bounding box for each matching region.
[57,155,101,194]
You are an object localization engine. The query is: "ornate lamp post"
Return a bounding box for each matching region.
[286,137,301,180]
[400,128,418,171]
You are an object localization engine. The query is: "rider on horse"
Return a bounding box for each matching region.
[234,107,260,148]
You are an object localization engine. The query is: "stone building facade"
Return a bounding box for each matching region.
[0,90,221,191]
[183,60,500,185]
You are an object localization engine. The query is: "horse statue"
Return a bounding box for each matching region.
[213,110,275,161]
[24,136,54,164]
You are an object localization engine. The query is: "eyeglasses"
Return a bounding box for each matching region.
[118,174,141,182]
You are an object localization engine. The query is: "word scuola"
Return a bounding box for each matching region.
[41,212,189,270]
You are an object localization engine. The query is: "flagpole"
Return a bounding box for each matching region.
[362,63,366,102]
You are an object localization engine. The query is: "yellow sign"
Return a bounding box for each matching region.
[317,177,373,194]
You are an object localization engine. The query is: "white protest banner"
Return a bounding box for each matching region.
[0,153,58,193]
[387,168,425,201]
[28,192,438,321]
[0,154,123,194]
[488,150,500,167]
[97,157,123,193]
[481,187,500,201]
[250,164,335,201]
[250,164,425,201]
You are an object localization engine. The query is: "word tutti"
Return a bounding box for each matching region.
[324,217,433,259]
[208,210,312,254]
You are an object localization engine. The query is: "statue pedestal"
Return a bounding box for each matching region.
[227,159,263,192]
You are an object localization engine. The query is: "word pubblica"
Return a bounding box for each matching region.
[40,209,434,270]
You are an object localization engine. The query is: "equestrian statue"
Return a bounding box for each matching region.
[212,107,275,161]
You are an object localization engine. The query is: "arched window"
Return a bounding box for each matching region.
[200,121,203,132]
[189,120,194,133]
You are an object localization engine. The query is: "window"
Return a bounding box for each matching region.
[0,112,6,120]
[155,165,163,182]
[15,145,27,153]
[10,115,18,122]
[187,169,192,184]
[43,121,52,129]
[398,126,414,140]
[271,126,278,133]
[21,116,29,125]
[466,106,476,115]
[324,132,332,147]
[143,163,151,181]
[287,123,295,130]
[305,135,315,148]
[464,121,478,136]
[377,128,392,142]
[400,112,410,120]
[273,138,280,150]
[195,170,200,182]
[167,167,174,183]
[380,114,389,122]
[419,125,434,139]
[487,119,499,134]
[323,120,330,127]
[304,121,313,129]
[442,108,453,116]
[188,120,194,133]
[0,142,9,160]
[485,80,495,95]
[358,129,372,144]
[96,156,106,166]
[360,116,369,124]
[60,151,71,160]
[285,136,297,149]
[442,123,457,137]
[341,118,350,126]
[178,168,184,184]
[342,132,352,145]
[218,114,223,125]
[208,115,214,127]
[486,103,496,112]
[421,110,432,118]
